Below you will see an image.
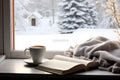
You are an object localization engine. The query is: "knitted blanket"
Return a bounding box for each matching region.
[64,36,120,73]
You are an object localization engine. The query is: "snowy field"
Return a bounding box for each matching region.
[15,29,119,51]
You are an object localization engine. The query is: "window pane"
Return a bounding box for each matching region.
[14,0,119,51]
[31,18,36,26]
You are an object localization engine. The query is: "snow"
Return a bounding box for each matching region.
[16,17,59,35]
[15,28,119,51]
[14,0,120,51]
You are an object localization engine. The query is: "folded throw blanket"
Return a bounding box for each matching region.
[64,36,120,73]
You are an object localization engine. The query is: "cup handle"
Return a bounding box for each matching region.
[24,48,31,57]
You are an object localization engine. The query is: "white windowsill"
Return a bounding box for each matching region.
[0,58,119,76]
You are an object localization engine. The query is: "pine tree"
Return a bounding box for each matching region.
[84,2,97,26]
[58,0,98,34]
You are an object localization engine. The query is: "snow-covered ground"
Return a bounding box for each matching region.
[15,29,119,51]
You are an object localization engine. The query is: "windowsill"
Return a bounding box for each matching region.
[0,59,119,79]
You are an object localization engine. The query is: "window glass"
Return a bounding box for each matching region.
[14,0,119,51]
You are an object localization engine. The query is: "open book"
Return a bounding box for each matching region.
[35,55,99,75]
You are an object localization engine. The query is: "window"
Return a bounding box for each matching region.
[14,0,73,52]
[4,0,119,59]
[31,18,36,26]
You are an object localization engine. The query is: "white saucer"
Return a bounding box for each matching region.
[24,58,40,66]
[24,58,49,66]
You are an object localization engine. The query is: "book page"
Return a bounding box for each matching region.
[53,55,93,66]
[37,59,85,75]
[39,59,84,71]
[36,55,98,75]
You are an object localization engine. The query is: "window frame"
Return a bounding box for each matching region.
[0,0,4,55]
[3,0,11,58]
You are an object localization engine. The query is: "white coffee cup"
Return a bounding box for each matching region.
[24,45,46,65]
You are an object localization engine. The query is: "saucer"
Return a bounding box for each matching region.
[24,58,40,66]
[24,58,49,66]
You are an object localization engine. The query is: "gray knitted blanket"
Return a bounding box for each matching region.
[64,36,120,73]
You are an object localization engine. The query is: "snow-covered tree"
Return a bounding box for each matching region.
[58,0,98,34]
[15,0,28,31]
[25,0,42,12]
[25,0,54,17]
[83,2,98,26]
